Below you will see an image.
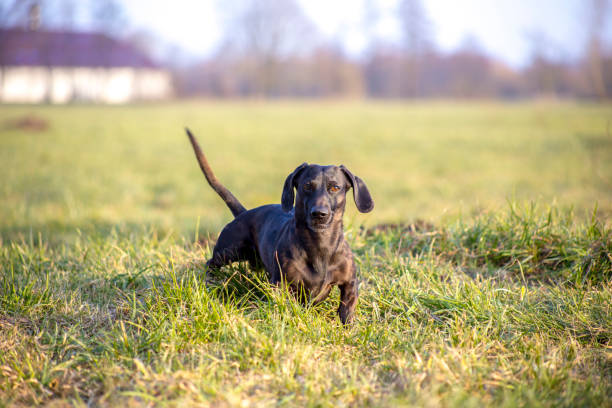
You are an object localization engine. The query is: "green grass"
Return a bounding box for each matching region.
[1,101,611,237]
[0,101,611,406]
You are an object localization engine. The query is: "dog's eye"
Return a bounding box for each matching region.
[303,182,314,192]
[328,184,341,193]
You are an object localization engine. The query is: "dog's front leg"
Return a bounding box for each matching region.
[338,278,358,324]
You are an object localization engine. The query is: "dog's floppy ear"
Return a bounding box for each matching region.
[281,163,308,212]
[340,165,374,213]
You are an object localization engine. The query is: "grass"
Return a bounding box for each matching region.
[1,101,611,237]
[0,101,611,406]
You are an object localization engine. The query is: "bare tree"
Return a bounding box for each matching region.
[396,0,433,97]
[91,0,126,38]
[397,0,432,57]
[585,0,609,99]
[526,31,557,96]
[219,0,316,96]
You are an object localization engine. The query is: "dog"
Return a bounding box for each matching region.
[186,129,373,324]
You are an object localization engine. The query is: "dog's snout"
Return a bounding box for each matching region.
[310,206,330,219]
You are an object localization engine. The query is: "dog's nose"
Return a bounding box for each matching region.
[310,206,330,219]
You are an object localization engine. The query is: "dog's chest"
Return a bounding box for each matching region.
[277,250,330,289]
[311,258,327,279]
[272,229,347,295]
[301,253,345,292]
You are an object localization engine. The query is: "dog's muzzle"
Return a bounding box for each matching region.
[308,206,331,230]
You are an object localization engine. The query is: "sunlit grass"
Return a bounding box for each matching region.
[0,101,611,406]
[1,207,610,406]
[1,101,611,240]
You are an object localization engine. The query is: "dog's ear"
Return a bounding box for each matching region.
[281,163,308,212]
[340,165,374,213]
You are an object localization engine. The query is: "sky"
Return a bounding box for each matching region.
[120,0,611,68]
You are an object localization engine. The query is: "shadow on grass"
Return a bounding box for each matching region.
[0,220,221,248]
[180,257,334,322]
[187,258,275,306]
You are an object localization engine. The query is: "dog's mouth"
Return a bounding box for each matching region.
[307,218,332,231]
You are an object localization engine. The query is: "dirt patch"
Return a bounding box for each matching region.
[3,115,50,132]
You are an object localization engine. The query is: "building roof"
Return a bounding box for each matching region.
[0,28,158,68]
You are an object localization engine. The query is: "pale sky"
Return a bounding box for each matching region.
[121,0,611,68]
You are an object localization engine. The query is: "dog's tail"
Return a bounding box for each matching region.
[186,128,247,217]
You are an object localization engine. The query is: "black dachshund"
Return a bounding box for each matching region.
[186,129,373,324]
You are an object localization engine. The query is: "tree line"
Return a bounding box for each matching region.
[174,0,612,99]
[2,0,611,99]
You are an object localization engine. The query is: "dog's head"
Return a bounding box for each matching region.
[281,163,374,231]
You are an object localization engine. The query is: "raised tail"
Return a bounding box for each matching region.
[186,128,247,217]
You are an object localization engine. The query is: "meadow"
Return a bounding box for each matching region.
[0,101,611,406]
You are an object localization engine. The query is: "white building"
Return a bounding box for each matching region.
[0,29,173,104]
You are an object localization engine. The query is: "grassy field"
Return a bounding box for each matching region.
[0,101,611,406]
